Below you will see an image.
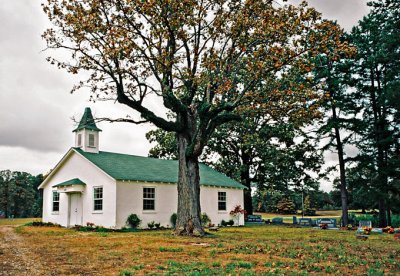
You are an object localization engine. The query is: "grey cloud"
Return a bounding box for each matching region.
[289,0,370,31]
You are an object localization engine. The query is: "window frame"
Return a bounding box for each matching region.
[88,133,95,147]
[218,191,227,211]
[143,187,156,211]
[93,186,103,212]
[77,133,82,147]
[52,190,60,213]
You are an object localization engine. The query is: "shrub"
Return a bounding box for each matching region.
[221,220,228,227]
[148,221,155,229]
[170,213,177,227]
[390,215,400,228]
[228,219,234,226]
[126,214,141,229]
[154,222,161,229]
[30,221,60,227]
[201,212,211,226]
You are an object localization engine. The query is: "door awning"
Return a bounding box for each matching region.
[53,178,86,193]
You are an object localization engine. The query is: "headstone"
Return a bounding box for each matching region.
[293,216,297,225]
[245,215,263,223]
[316,218,337,228]
[371,228,383,234]
[272,217,283,224]
[299,218,312,227]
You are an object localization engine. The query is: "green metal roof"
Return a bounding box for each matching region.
[53,178,86,187]
[73,107,102,132]
[74,148,246,189]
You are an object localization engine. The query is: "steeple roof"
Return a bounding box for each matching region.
[73,107,102,132]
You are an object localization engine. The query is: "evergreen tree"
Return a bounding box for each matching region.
[348,0,400,226]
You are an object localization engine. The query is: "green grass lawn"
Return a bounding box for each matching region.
[0,218,41,226]
[11,223,400,275]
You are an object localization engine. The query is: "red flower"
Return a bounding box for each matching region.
[230,205,246,216]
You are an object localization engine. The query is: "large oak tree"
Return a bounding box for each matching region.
[43,0,348,235]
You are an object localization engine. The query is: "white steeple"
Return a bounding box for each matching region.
[73,107,101,153]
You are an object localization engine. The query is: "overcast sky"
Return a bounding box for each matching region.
[0,0,370,191]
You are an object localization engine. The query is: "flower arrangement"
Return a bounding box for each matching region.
[383,226,395,234]
[320,223,328,230]
[363,227,372,235]
[347,224,353,230]
[230,205,246,226]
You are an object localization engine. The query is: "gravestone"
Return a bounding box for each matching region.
[272,217,283,224]
[245,215,263,223]
[371,228,383,234]
[293,216,298,225]
[299,218,312,227]
[316,218,337,228]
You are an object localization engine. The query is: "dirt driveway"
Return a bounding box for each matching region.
[0,225,44,275]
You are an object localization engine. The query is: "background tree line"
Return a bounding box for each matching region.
[0,170,43,218]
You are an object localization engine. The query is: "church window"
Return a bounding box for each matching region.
[143,187,155,210]
[93,186,103,211]
[52,191,60,212]
[88,134,95,147]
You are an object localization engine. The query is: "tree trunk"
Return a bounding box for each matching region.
[378,199,387,227]
[240,153,253,215]
[370,67,388,228]
[331,95,349,226]
[174,133,205,236]
[243,188,253,215]
[387,204,391,226]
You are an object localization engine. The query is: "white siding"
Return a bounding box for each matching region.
[116,181,244,228]
[75,129,99,153]
[42,151,117,228]
[201,186,245,226]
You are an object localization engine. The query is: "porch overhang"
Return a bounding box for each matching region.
[53,178,86,193]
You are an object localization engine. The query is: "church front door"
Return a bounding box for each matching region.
[68,193,83,227]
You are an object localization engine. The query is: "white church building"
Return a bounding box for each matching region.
[39,108,245,229]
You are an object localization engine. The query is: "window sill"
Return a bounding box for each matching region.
[51,212,59,215]
[142,210,157,214]
[218,211,227,214]
[92,211,103,214]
